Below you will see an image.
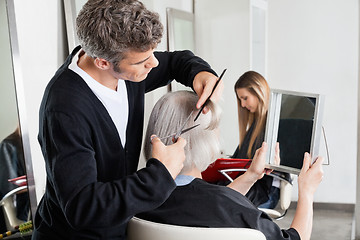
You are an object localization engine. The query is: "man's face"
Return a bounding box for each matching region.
[110,48,159,82]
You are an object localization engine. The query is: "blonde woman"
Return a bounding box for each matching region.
[232,71,286,208]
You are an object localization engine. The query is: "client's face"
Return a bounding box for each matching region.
[236,88,259,113]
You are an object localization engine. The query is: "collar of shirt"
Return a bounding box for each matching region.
[68,50,129,147]
[174,175,196,186]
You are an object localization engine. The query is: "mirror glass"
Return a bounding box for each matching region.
[166,7,194,92]
[63,0,87,51]
[0,0,34,235]
[167,8,195,52]
[265,89,325,174]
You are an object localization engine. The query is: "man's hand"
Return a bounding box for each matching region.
[193,71,224,113]
[150,135,187,179]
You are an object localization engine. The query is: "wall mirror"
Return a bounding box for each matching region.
[63,0,87,52]
[166,7,195,92]
[167,7,195,52]
[0,0,36,236]
[264,89,325,174]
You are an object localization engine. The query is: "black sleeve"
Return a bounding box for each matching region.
[231,145,240,158]
[65,159,176,229]
[237,205,301,240]
[257,214,301,240]
[145,50,217,93]
[42,111,176,229]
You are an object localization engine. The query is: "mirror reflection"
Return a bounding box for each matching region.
[277,95,315,169]
[0,0,32,236]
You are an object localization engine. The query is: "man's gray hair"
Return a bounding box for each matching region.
[76,0,163,64]
[144,91,222,173]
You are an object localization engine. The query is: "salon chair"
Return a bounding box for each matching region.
[0,186,27,230]
[127,217,266,240]
[258,173,294,219]
[202,158,294,220]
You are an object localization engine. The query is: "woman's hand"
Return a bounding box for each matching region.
[274,142,280,165]
[247,142,268,181]
[298,153,324,197]
[227,142,268,195]
[290,153,323,240]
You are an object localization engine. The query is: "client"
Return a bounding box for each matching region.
[138,90,323,240]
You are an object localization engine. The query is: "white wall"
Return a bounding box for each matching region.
[267,0,358,204]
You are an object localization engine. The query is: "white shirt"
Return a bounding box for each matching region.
[68,52,129,147]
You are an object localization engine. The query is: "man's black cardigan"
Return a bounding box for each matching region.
[32,46,216,240]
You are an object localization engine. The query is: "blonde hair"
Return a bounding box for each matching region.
[234,71,269,158]
[144,91,221,173]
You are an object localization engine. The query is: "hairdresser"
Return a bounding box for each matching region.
[31,0,222,239]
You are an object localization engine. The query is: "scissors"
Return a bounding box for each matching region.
[158,110,200,142]
[194,68,227,122]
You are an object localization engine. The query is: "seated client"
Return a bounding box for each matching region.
[138,90,323,240]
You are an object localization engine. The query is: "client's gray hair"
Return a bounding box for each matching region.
[144,91,222,174]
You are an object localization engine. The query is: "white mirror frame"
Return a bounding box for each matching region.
[5,0,37,219]
[264,89,325,175]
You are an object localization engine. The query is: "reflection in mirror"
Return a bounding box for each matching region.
[278,95,315,169]
[0,0,36,236]
[265,89,324,175]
